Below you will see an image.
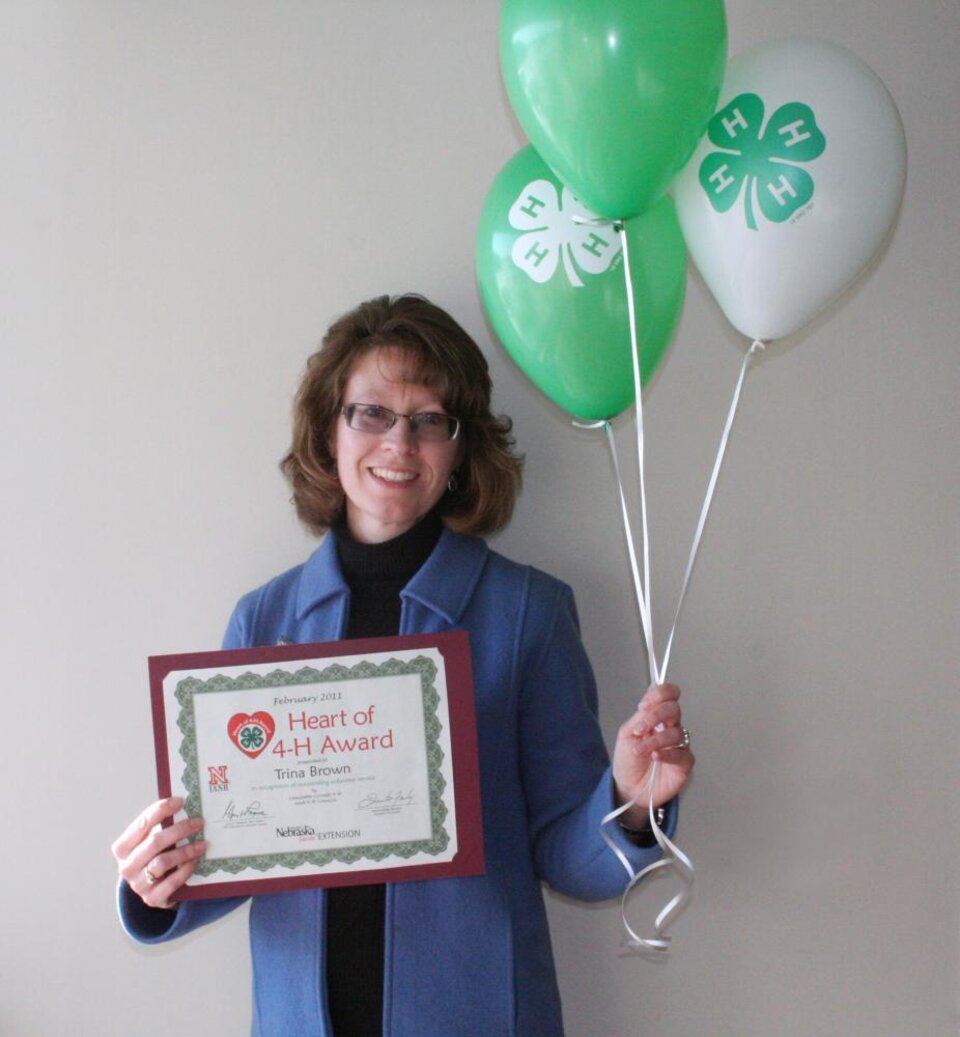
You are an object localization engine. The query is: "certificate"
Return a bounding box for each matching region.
[149,631,484,900]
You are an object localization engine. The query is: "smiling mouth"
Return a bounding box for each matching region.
[370,467,418,484]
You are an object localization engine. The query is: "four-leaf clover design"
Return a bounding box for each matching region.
[698,93,826,231]
[239,725,265,750]
[508,179,621,287]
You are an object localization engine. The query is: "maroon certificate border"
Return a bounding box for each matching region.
[148,630,484,900]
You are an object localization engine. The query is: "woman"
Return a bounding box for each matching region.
[113,294,694,1037]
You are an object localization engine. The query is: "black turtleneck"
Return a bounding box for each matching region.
[324,508,443,1037]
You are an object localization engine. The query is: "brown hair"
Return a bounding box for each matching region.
[280,294,523,536]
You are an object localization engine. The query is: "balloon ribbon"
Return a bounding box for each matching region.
[576,220,764,950]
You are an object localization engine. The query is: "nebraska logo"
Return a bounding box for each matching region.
[276,825,316,838]
[208,765,230,792]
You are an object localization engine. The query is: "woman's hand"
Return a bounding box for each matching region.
[612,683,695,830]
[111,797,206,911]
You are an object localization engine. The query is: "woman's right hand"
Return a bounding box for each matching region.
[111,797,206,911]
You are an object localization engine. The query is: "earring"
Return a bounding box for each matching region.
[447,471,459,493]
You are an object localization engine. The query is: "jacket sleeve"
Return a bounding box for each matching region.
[117,599,256,944]
[117,879,247,944]
[517,576,678,902]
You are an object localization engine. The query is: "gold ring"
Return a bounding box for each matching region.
[144,865,160,885]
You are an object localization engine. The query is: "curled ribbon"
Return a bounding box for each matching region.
[599,761,695,952]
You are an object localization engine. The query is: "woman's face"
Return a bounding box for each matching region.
[330,346,461,544]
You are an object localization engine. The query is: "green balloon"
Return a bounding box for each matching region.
[476,146,686,421]
[500,0,727,218]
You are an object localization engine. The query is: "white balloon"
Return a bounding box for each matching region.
[673,38,906,341]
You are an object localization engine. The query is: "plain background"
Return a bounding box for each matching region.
[2,2,957,1035]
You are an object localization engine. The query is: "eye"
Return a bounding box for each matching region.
[361,404,389,419]
[415,412,445,428]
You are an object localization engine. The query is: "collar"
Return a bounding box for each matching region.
[295,527,488,627]
[330,507,443,584]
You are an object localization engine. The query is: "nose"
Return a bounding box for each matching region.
[381,415,417,451]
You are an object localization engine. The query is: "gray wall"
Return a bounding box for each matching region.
[2,2,956,1035]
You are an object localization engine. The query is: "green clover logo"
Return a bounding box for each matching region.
[239,725,265,750]
[508,179,621,287]
[698,93,826,231]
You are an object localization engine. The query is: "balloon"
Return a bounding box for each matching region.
[500,0,727,219]
[673,38,907,341]
[476,146,686,421]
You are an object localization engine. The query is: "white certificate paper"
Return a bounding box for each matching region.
[149,632,484,900]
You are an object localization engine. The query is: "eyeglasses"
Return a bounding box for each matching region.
[341,403,461,442]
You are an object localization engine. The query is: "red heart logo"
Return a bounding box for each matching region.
[227,711,276,759]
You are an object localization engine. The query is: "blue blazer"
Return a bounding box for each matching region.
[120,529,677,1036]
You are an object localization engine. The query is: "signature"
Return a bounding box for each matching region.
[358,791,416,811]
[221,800,269,821]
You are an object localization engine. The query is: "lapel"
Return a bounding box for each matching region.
[292,535,350,642]
[400,529,488,634]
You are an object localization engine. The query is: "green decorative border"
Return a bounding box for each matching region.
[174,655,449,876]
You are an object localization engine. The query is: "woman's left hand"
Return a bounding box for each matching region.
[612,683,695,829]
